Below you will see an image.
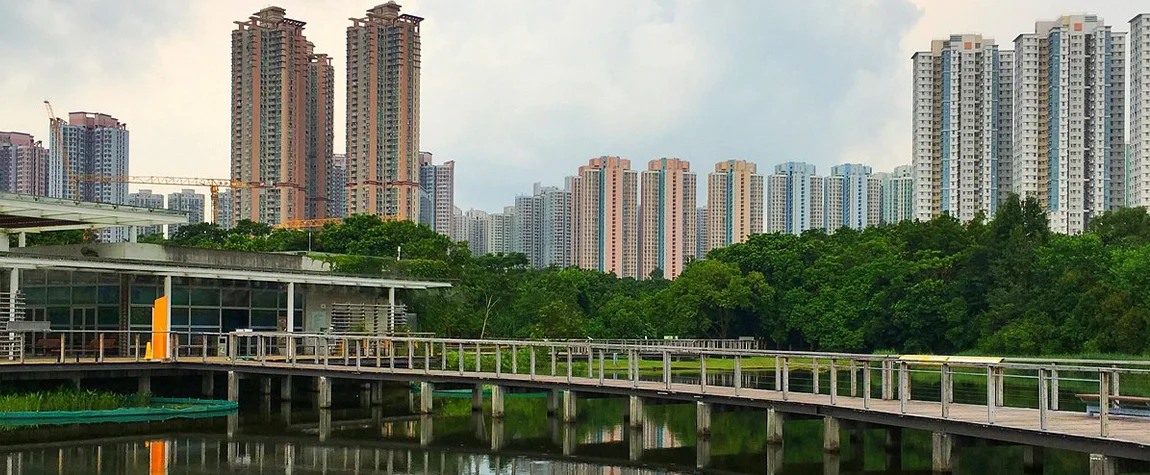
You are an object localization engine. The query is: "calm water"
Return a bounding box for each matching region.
[0,376,1144,474]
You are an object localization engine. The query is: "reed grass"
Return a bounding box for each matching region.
[0,390,150,412]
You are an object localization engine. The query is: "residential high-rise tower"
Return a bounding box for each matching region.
[418,152,455,235]
[766,162,821,235]
[0,132,47,196]
[570,156,639,279]
[514,183,571,268]
[706,159,763,252]
[346,2,423,220]
[167,189,206,237]
[1129,14,1150,207]
[639,158,696,279]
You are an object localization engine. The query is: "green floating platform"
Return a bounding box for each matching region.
[0,398,239,426]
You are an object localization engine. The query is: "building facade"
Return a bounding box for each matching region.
[639,158,696,279]
[216,190,235,229]
[417,152,454,235]
[48,112,130,242]
[879,165,915,225]
[127,189,165,237]
[328,153,348,218]
[1129,14,1150,207]
[514,183,571,269]
[231,6,333,226]
[695,207,708,259]
[706,159,763,252]
[912,34,1014,223]
[827,164,881,231]
[766,162,820,235]
[0,132,47,196]
[1014,15,1125,234]
[346,2,423,220]
[570,156,639,279]
[167,189,206,237]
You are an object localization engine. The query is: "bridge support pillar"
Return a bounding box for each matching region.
[696,401,712,436]
[259,377,272,395]
[227,371,238,402]
[491,385,505,418]
[1089,454,1116,475]
[419,381,434,414]
[546,389,560,416]
[201,373,214,398]
[767,408,785,445]
[280,376,293,401]
[136,376,149,394]
[628,427,644,461]
[317,376,332,409]
[931,432,954,473]
[1022,446,1043,473]
[627,395,644,428]
[471,384,484,412]
[561,390,577,423]
[823,416,840,453]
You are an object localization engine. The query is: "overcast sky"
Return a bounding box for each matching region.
[1,0,1146,212]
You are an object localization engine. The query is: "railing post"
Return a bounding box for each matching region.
[829,359,837,405]
[849,360,857,397]
[863,361,871,409]
[203,335,209,364]
[355,339,362,372]
[424,339,431,374]
[941,363,951,419]
[995,367,1004,407]
[530,346,536,380]
[812,358,819,395]
[986,366,996,424]
[782,357,790,401]
[598,349,605,384]
[511,344,518,374]
[458,342,464,375]
[441,342,447,371]
[566,346,573,383]
[550,346,556,376]
[774,356,781,391]
[495,344,502,377]
[898,361,909,415]
[97,332,104,363]
[409,340,416,370]
[134,333,141,362]
[390,339,396,370]
[632,349,639,388]
[1111,364,1120,397]
[1038,367,1049,431]
[59,333,66,364]
[700,353,707,393]
[662,350,671,390]
[627,349,634,382]
[734,355,742,395]
[1099,370,1111,438]
[475,342,482,373]
[586,344,593,379]
[1050,365,1059,411]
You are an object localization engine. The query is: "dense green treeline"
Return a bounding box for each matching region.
[107,195,1150,356]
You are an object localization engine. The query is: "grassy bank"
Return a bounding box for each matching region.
[0,390,150,412]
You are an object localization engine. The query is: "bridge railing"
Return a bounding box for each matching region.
[219,331,1150,440]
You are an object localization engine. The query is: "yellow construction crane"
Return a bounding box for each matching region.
[43,101,73,198]
[272,217,346,230]
[69,175,250,225]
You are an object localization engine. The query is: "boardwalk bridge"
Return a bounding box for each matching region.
[2,330,1148,474]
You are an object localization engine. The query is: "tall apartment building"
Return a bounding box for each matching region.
[0,132,47,196]
[879,165,915,225]
[216,190,235,229]
[1129,14,1150,207]
[127,189,165,237]
[417,152,454,235]
[49,112,129,204]
[460,209,488,257]
[488,206,515,255]
[1014,15,1125,234]
[639,158,696,279]
[328,153,348,218]
[167,189,206,237]
[706,159,763,252]
[912,34,1014,223]
[514,183,571,268]
[570,156,639,279]
[231,6,333,225]
[695,207,708,259]
[766,162,820,235]
[826,164,881,231]
[346,2,423,220]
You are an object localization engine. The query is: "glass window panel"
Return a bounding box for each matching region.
[73,286,97,304]
[47,287,70,305]
[250,310,278,329]
[172,307,189,326]
[130,306,151,325]
[98,273,120,284]
[98,285,119,304]
[191,288,220,307]
[23,270,45,285]
[191,308,219,327]
[73,272,97,284]
[251,290,278,308]
[48,307,69,327]
[130,286,158,305]
[171,287,189,306]
[47,271,70,285]
[23,287,46,305]
[97,306,119,326]
[132,275,160,286]
[221,289,249,308]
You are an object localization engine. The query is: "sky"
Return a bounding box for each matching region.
[1,0,1147,213]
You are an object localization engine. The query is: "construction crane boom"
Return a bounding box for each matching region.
[69,174,251,225]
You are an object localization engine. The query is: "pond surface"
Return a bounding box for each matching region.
[0,378,1143,474]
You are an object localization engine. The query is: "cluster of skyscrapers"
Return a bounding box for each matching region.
[228,2,422,225]
[912,14,1150,234]
[438,157,913,279]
